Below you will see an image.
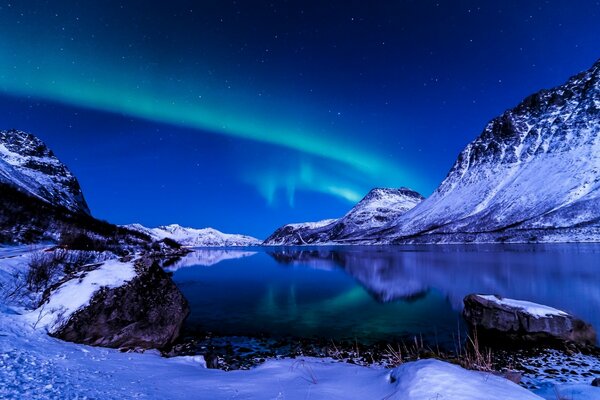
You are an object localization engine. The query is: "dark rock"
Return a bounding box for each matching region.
[204,352,220,369]
[501,371,522,384]
[53,257,189,349]
[592,377,600,387]
[463,294,596,347]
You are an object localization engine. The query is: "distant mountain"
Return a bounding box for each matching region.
[263,188,424,245]
[0,129,89,215]
[374,58,600,243]
[125,223,261,247]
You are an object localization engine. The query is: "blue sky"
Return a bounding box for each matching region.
[1,1,599,237]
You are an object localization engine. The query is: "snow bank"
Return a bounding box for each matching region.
[391,359,541,400]
[536,383,600,400]
[26,259,136,333]
[478,294,568,318]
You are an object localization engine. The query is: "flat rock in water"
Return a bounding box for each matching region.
[463,294,596,347]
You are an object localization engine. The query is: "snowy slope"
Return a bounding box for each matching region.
[376,59,600,243]
[264,188,423,245]
[125,223,261,247]
[0,129,90,215]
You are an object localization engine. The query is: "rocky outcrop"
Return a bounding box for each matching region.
[463,294,596,347]
[52,258,189,349]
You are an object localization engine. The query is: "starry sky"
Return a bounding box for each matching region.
[1,1,599,238]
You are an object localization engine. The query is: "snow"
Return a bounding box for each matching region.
[0,130,89,214]
[285,219,338,229]
[0,246,597,399]
[536,384,600,400]
[25,259,136,334]
[478,295,568,318]
[262,60,600,245]
[124,223,261,247]
[390,359,541,400]
[264,188,423,245]
[0,307,546,400]
[378,59,600,244]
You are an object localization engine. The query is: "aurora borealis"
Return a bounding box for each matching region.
[1,1,599,237]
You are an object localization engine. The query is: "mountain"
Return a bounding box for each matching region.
[0,130,166,250]
[264,188,424,245]
[0,129,90,215]
[125,224,261,247]
[372,58,600,243]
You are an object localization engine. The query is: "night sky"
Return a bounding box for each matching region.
[1,1,599,238]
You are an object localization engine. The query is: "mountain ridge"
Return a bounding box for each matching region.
[264,187,423,245]
[0,129,90,215]
[125,223,261,247]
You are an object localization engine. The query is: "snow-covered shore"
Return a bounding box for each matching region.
[0,246,597,399]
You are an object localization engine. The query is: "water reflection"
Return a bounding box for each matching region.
[268,244,600,329]
[165,249,258,271]
[170,244,600,345]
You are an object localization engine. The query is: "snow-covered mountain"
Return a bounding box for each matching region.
[374,58,600,243]
[264,188,423,245]
[125,223,261,247]
[0,129,90,215]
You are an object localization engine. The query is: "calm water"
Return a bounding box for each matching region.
[168,244,600,347]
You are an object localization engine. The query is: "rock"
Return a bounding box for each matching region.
[502,370,522,384]
[592,377,600,387]
[53,257,189,349]
[463,294,596,347]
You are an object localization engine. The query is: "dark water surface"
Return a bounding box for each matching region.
[168,244,600,347]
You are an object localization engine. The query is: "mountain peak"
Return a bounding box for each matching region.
[264,187,424,245]
[0,129,90,215]
[381,58,600,242]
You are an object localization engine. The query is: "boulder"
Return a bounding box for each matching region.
[52,257,189,349]
[463,294,596,347]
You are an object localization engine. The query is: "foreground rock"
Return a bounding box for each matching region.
[33,257,189,349]
[463,294,596,347]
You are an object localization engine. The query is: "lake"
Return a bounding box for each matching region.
[168,244,600,348]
